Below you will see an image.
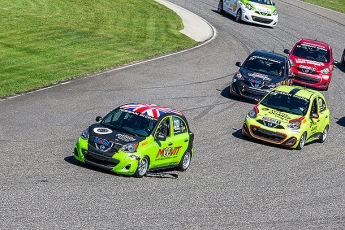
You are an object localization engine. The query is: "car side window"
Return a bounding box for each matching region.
[173,116,187,135]
[156,117,170,137]
[318,97,326,112]
[311,98,318,115]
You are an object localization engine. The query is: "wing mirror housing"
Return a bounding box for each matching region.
[95,116,102,122]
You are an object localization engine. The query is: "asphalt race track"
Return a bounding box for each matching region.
[1,0,345,229]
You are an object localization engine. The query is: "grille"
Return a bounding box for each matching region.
[84,150,120,169]
[250,126,286,143]
[251,16,273,24]
[256,120,284,129]
[294,74,320,84]
[255,11,272,16]
[296,67,317,74]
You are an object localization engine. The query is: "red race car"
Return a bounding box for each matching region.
[284,39,334,91]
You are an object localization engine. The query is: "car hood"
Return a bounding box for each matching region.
[249,2,276,14]
[88,123,146,147]
[241,68,283,84]
[289,55,327,72]
[257,104,303,125]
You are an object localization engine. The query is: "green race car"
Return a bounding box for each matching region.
[242,85,330,149]
[74,103,194,177]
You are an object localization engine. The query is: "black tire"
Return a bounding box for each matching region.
[341,49,345,66]
[135,156,149,178]
[296,132,306,150]
[217,0,224,14]
[235,9,242,23]
[177,151,192,171]
[318,125,329,143]
[228,85,233,98]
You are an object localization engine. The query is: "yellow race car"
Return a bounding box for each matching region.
[242,85,330,149]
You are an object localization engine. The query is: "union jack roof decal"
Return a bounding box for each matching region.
[120,103,184,119]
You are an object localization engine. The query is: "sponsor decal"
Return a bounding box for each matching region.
[94,137,113,151]
[295,59,323,67]
[156,146,182,158]
[248,72,270,81]
[300,65,316,72]
[141,140,148,146]
[262,117,281,125]
[116,134,136,142]
[268,110,291,121]
[93,127,112,134]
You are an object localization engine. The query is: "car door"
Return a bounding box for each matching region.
[316,96,329,132]
[224,0,237,15]
[151,115,190,168]
[308,97,319,139]
[169,115,190,164]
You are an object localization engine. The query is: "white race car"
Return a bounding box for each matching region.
[217,0,278,28]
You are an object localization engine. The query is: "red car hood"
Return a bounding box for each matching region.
[290,55,327,72]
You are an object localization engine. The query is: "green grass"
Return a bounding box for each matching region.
[0,0,198,98]
[302,0,345,14]
[1,1,344,98]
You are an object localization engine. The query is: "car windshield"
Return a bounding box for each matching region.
[100,108,157,137]
[261,91,310,115]
[292,43,330,63]
[243,55,285,77]
[250,0,272,5]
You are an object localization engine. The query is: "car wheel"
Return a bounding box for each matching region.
[228,85,234,98]
[135,156,149,178]
[341,49,345,66]
[177,151,192,171]
[235,9,242,23]
[217,0,224,14]
[318,125,329,143]
[296,132,306,150]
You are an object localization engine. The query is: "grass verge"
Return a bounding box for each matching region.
[0,0,198,98]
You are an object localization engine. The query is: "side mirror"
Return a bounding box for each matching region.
[311,113,319,119]
[95,116,102,122]
[254,98,260,104]
[235,62,242,67]
[155,134,166,141]
[283,49,290,55]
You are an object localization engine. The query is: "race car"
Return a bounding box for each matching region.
[229,50,292,101]
[341,49,345,66]
[284,38,334,91]
[217,0,278,28]
[74,103,194,178]
[242,85,330,150]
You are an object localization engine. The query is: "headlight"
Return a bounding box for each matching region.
[287,117,304,129]
[245,3,253,10]
[247,105,259,119]
[273,10,278,16]
[289,59,295,67]
[121,142,139,153]
[267,82,281,88]
[81,128,89,140]
[320,67,330,74]
[234,72,243,81]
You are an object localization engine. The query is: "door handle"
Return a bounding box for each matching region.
[168,142,173,146]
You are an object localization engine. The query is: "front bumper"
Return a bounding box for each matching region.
[74,137,140,176]
[241,8,278,27]
[229,81,270,101]
[291,72,330,90]
[242,118,302,149]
